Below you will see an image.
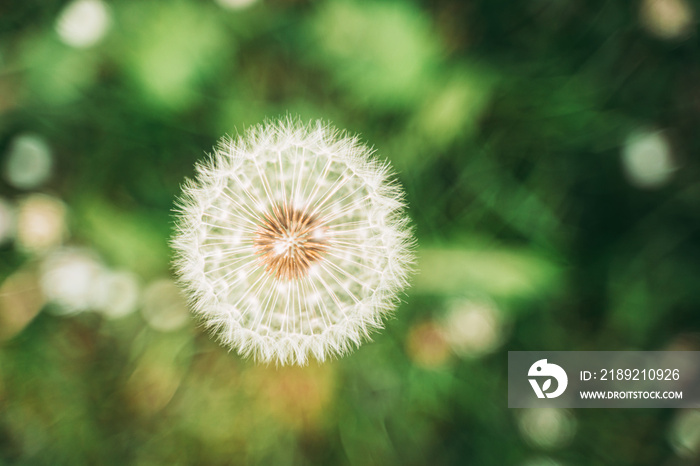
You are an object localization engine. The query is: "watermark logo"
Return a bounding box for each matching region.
[528,359,568,398]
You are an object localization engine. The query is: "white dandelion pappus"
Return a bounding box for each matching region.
[172,119,414,365]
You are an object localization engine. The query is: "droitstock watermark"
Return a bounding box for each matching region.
[508,352,700,408]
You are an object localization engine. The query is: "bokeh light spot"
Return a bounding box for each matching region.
[518,408,576,449]
[622,129,676,189]
[141,279,189,332]
[3,134,53,190]
[0,269,45,341]
[94,269,140,319]
[40,248,103,315]
[640,0,694,40]
[406,320,452,368]
[16,194,67,253]
[443,297,508,358]
[670,409,700,457]
[56,0,111,48]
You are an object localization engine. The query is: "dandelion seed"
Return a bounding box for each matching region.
[172,118,414,365]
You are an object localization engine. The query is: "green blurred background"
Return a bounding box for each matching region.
[1,0,700,464]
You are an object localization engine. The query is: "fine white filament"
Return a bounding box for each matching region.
[172,119,414,365]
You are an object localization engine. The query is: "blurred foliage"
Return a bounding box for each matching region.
[1,0,700,464]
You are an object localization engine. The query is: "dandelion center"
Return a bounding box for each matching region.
[253,203,328,281]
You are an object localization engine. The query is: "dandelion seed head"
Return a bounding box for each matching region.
[172,118,414,365]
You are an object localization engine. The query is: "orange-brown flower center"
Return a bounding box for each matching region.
[253,204,328,281]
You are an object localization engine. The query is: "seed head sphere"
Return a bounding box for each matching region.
[172,119,414,365]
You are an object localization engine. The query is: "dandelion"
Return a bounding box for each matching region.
[172,118,414,365]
